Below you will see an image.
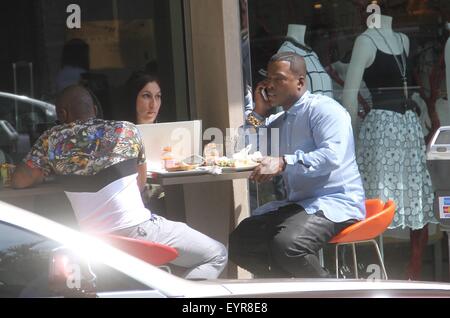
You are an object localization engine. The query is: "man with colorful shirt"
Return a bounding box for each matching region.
[12,85,227,280]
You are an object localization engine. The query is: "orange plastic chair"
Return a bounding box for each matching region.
[329,199,396,279]
[98,234,178,266]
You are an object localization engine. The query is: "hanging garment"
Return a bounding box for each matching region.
[278,40,334,98]
[356,35,438,230]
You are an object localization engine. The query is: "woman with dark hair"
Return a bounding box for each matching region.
[125,71,162,124]
[124,70,166,215]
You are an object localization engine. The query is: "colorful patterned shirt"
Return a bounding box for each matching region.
[24,118,146,176]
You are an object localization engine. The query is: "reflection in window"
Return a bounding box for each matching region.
[0,222,56,297]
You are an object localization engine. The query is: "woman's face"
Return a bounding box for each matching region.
[136,81,162,124]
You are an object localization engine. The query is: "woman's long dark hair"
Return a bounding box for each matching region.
[123,70,161,123]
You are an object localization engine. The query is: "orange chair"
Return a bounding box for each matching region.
[329,199,396,279]
[99,234,178,266]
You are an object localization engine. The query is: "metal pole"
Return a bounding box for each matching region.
[352,243,358,279]
[379,234,384,260]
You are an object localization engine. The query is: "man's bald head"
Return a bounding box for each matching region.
[56,85,97,123]
[269,52,307,77]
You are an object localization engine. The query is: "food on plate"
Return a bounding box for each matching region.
[215,157,236,168]
[214,156,258,168]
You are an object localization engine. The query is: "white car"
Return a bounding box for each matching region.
[1,201,450,298]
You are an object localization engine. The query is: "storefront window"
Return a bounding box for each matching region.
[244,0,450,282]
[0,0,189,165]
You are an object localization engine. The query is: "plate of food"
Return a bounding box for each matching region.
[214,157,259,172]
[148,166,208,178]
[220,163,259,172]
[148,156,208,177]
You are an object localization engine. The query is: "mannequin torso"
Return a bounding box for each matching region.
[343,15,410,129]
[349,15,437,235]
[279,24,334,98]
[287,24,306,45]
[330,60,372,118]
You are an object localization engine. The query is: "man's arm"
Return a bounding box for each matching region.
[137,162,147,193]
[11,163,45,189]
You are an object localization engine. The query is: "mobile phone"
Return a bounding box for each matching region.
[260,88,268,102]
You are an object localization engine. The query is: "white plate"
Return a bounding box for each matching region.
[220,164,259,172]
[147,169,208,178]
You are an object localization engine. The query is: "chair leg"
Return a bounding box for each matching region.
[318,248,324,267]
[379,234,384,260]
[352,243,358,279]
[335,244,339,279]
[371,239,388,280]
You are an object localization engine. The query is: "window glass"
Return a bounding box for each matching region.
[0,0,188,165]
[245,0,450,282]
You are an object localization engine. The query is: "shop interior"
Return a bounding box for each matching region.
[242,0,450,281]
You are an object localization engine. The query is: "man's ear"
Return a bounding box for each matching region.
[297,76,306,90]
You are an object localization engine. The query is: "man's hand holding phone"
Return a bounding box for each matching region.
[253,81,271,117]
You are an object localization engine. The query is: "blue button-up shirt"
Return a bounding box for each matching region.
[251,91,366,222]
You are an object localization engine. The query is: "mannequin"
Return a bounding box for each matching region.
[343,15,438,280]
[433,23,450,127]
[343,15,410,129]
[278,24,334,98]
[287,24,306,45]
[329,59,372,131]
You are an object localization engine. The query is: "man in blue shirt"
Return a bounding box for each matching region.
[229,52,366,278]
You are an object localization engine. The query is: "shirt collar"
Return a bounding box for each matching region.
[284,90,310,118]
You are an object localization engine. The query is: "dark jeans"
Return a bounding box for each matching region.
[229,204,356,278]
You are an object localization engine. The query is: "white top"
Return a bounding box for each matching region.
[65,173,151,234]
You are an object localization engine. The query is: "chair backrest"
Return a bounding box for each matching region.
[329,199,396,243]
[365,198,385,218]
[98,234,178,266]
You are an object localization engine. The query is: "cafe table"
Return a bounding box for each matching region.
[148,168,253,278]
